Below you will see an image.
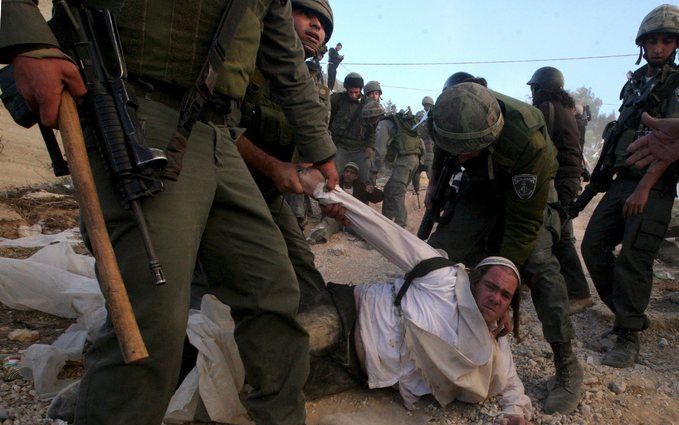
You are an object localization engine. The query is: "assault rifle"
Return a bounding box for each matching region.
[0,2,167,286]
[570,73,662,218]
[416,154,460,240]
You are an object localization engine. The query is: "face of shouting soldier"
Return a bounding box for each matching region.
[471,266,519,328]
[292,8,326,58]
[642,33,677,67]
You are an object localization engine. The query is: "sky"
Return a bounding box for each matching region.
[325,0,668,116]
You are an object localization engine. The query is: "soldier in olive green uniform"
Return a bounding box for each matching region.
[426,83,583,414]
[235,0,334,311]
[581,4,679,369]
[412,95,435,193]
[527,66,592,314]
[0,1,338,424]
[381,109,423,227]
[330,72,375,183]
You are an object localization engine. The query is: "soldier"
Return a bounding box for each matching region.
[412,95,436,195]
[581,4,679,368]
[330,72,375,183]
[381,108,423,227]
[0,1,339,424]
[364,80,383,102]
[327,42,344,91]
[426,83,583,414]
[527,67,592,314]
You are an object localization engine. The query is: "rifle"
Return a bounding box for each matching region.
[416,154,460,240]
[569,71,666,218]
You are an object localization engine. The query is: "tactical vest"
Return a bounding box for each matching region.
[388,113,423,156]
[240,68,330,162]
[612,63,679,172]
[329,93,368,149]
[489,92,557,180]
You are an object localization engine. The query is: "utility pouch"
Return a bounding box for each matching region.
[0,66,37,128]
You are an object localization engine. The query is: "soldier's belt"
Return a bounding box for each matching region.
[127,77,237,125]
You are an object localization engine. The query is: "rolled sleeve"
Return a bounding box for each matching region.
[498,338,533,420]
[257,1,335,164]
[0,0,59,63]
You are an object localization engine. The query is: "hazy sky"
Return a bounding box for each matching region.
[326,0,666,116]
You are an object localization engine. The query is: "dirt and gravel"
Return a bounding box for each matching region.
[0,99,677,424]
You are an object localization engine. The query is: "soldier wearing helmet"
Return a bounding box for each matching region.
[527,67,592,315]
[411,96,437,198]
[581,4,679,369]
[330,72,376,183]
[379,107,424,227]
[364,80,383,102]
[426,83,584,415]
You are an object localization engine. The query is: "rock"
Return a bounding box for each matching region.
[580,404,591,415]
[584,376,599,385]
[586,355,594,365]
[7,329,39,343]
[328,245,346,256]
[16,223,42,238]
[0,406,8,420]
[658,338,668,349]
[609,381,627,395]
[665,292,679,305]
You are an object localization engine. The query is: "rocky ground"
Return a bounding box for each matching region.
[0,179,676,425]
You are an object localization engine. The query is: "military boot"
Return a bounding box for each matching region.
[544,341,584,414]
[602,329,640,368]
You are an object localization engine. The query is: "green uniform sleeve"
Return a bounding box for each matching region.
[498,122,557,268]
[0,0,60,63]
[257,0,335,164]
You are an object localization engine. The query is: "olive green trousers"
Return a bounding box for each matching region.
[76,98,308,425]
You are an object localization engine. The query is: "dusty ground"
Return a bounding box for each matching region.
[0,97,677,424]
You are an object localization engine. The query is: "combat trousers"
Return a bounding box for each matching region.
[76,98,308,425]
[327,64,338,91]
[553,178,590,300]
[581,178,674,331]
[265,190,327,312]
[334,146,371,183]
[382,154,420,227]
[428,184,575,343]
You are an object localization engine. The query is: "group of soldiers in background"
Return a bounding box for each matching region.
[2,0,678,423]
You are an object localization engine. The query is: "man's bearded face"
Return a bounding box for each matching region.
[472,266,518,327]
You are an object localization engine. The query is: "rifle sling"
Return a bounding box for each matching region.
[163,0,249,180]
[394,257,455,309]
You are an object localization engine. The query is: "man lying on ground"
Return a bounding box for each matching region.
[299,169,532,424]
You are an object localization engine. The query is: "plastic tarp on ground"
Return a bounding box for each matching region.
[0,237,249,423]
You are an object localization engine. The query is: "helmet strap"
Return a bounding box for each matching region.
[636,45,643,65]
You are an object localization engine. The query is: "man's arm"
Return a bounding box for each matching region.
[1,1,87,127]
[235,135,303,193]
[497,338,533,423]
[500,129,554,268]
[626,113,679,168]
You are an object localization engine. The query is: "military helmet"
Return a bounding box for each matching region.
[362,100,385,118]
[443,72,474,92]
[526,66,564,93]
[344,72,364,89]
[422,96,434,106]
[431,82,504,155]
[364,80,382,95]
[635,4,679,45]
[292,0,334,42]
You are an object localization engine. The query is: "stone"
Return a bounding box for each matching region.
[586,355,594,365]
[7,329,39,343]
[328,245,346,256]
[665,292,679,305]
[609,381,627,395]
[658,338,668,349]
[16,224,42,238]
[584,377,599,385]
[0,406,8,420]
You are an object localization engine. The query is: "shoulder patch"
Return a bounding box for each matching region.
[317,85,330,101]
[512,174,537,200]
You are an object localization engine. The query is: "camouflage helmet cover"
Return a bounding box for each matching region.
[364,80,382,94]
[292,0,334,42]
[635,4,679,45]
[422,96,434,106]
[344,72,364,89]
[362,100,386,118]
[431,82,504,155]
[526,66,564,92]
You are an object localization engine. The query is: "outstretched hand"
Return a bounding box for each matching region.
[626,113,679,169]
[12,51,87,128]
